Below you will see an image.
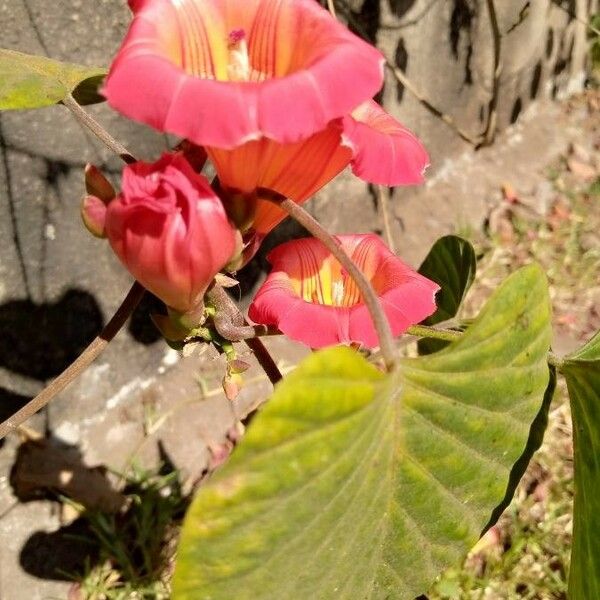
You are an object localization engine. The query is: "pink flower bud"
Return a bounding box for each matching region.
[81,165,116,238]
[81,194,108,238]
[105,153,237,315]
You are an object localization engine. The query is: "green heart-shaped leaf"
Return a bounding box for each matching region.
[173,264,552,600]
[0,49,106,110]
[562,330,600,600]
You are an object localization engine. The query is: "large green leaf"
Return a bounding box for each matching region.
[0,49,106,110]
[418,235,476,325]
[173,265,552,600]
[562,330,600,600]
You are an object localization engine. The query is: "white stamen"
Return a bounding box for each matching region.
[332,280,345,306]
[227,29,251,82]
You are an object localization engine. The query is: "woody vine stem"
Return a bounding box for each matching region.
[2,93,472,439]
[0,95,397,438]
[64,93,398,368]
[4,92,554,440]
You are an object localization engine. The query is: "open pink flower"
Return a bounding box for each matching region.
[102,153,237,315]
[105,1,429,263]
[104,0,384,148]
[248,234,439,348]
[210,100,429,262]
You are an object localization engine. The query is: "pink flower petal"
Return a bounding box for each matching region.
[348,264,441,347]
[343,100,429,186]
[248,234,439,349]
[105,153,237,314]
[208,120,352,263]
[248,276,354,349]
[104,0,384,148]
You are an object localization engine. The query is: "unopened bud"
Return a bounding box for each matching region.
[81,195,107,238]
[222,372,243,401]
[229,359,251,375]
[103,153,237,315]
[85,164,115,203]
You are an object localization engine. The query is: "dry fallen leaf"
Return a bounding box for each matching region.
[567,157,597,181]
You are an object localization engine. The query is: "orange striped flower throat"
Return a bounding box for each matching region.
[289,250,377,308]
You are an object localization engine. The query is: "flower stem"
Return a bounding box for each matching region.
[261,191,397,371]
[244,337,283,385]
[207,285,283,384]
[0,281,145,440]
[62,94,136,164]
[0,96,282,439]
[406,324,563,371]
[213,315,280,341]
[406,324,463,342]
[376,185,395,253]
[66,98,283,383]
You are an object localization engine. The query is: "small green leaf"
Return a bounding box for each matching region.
[562,330,600,600]
[417,235,476,355]
[418,235,476,325]
[173,265,552,600]
[0,49,106,110]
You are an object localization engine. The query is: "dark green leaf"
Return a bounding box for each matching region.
[562,330,600,600]
[418,235,476,325]
[173,265,552,600]
[0,49,106,110]
[417,235,476,355]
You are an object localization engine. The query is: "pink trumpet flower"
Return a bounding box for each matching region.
[104,0,430,262]
[209,100,429,262]
[104,0,384,148]
[248,234,440,349]
[99,153,237,316]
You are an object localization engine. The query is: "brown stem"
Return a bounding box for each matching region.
[244,337,283,385]
[482,0,502,147]
[0,282,145,440]
[213,314,280,341]
[207,285,283,385]
[376,185,396,254]
[62,94,136,164]
[260,190,397,370]
[406,324,462,342]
